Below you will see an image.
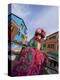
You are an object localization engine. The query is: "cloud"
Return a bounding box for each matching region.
[11,4,31,19]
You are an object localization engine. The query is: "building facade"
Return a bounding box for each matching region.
[46,32,58,54]
[8,20,19,41]
[41,31,59,61]
[8,13,27,44]
[8,13,28,60]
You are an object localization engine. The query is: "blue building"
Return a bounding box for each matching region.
[8,13,27,49]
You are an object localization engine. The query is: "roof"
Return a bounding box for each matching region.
[46,31,58,39]
[8,13,27,30]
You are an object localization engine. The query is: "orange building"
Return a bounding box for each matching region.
[8,20,19,41]
[41,31,59,62]
[45,32,58,54]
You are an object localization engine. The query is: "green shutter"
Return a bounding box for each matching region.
[11,26,14,32]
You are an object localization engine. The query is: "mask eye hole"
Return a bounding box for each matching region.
[35,32,41,36]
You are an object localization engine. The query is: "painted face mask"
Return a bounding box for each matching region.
[34,28,46,43]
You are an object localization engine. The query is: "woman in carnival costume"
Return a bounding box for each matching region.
[11,27,48,76]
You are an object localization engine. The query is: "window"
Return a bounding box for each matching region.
[51,44,55,48]
[21,23,24,29]
[48,44,55,49]
[16,29,20,35]
[48,44,50,48]
[11,24,14,32]
[17,31,20,35]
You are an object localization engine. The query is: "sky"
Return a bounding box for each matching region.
[9,4,58,40]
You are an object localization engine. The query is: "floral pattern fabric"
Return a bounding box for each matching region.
[11,48,47,76]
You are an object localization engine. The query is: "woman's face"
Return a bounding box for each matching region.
[37,35,41,40]
[35,32,42,40]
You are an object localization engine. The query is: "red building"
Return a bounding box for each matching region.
[46,32,58,54]
[8,20,19,41]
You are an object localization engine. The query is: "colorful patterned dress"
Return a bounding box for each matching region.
[11,38,47,76]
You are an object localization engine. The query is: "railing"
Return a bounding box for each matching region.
[45,65,58,73]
